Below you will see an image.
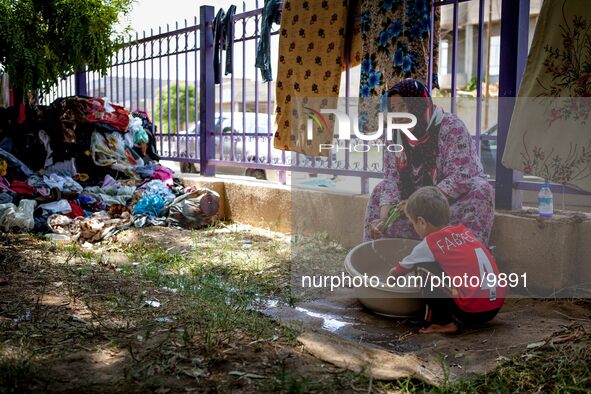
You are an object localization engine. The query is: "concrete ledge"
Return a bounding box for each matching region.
[180,176,591,294]
[489,211,589,295]
[292,188,368,246]
[182,175,291,233]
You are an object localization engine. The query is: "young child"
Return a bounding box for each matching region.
[389,186,506,334]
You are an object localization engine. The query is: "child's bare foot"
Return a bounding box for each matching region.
[419,322,458,334]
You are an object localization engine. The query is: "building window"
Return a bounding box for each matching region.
[489,35,500,76]
[440,40,449,75]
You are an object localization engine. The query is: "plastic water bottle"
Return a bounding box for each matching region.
[538,182,553,218]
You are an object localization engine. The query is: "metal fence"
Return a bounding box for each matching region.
[43,0,590,209]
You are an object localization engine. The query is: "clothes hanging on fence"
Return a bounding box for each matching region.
[502,0,591,192]
[256,0,283,82]
[213,5,237,84]
[273,0,362,157]
[358,0,440,133]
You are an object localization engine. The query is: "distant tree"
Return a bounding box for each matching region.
[154,83,197,133]
[0,0,133,97]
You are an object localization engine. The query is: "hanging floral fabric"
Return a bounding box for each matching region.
[502,0,591,192]
[358,0,439,133]
[273,0,361,157]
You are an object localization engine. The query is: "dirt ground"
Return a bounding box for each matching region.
[0,228,370,393]
[1,226,590,393]
[265,291,591,382]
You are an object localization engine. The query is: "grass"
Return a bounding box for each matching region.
[1,228,591,393]
[0,349,32,392]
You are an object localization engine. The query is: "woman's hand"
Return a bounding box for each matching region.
[369,219,385,239]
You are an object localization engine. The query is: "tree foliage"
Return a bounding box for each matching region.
[155,84,197,133]
[0,0,133,94]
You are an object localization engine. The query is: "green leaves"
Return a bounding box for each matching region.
[383,204,403,232]
[154,84,197,133]
[0,0,133,94]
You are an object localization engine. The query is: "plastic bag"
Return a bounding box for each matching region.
[166,188,220,229]
[133,194,166,217]
[0,199,36,232]
[128,115,150,145]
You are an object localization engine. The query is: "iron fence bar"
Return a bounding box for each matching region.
[185,19,190,161]
[167,24,171,157]
[496,0,530,209]
[199,5,216,176]
[254,0,260,166]
[230,15,236,162]
[122,38,127,107]
[475,0,485,155]
[126,25,199,46]
[75,68,87,97]
[451,0,459,114]
[218,51,223,161]
[151,28,156,152]
[143,31,147,112]
[428,0,435,92]
[194,17,199,160]
[159,26,163,156]
[242,2,247,163]
[116,53,120,102]
[176,21,180,157]
[136,32,140,110]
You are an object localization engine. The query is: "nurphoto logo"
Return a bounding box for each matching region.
[305,108,419,153]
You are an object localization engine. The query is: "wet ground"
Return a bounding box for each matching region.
[262,288,591,381]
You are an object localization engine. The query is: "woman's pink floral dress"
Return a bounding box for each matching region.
[363,112,495,245]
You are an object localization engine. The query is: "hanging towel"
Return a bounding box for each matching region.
[358,0,440,133]
[502,0,591,192]
[213,5,237,84]
[273,0,362,157]
[256,0,283,82]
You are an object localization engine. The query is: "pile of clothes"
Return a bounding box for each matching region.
[0,96,219,243]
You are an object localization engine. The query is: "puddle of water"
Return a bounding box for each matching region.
[294,306,357,333]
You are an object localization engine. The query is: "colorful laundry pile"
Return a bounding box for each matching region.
[0,95,220,243]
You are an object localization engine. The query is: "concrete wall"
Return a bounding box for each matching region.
[182,176,591,295]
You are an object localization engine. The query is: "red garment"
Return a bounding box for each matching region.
[18,100,25,124]
[86,98,130,132]
[396,224,506,313]
[66,201,85,218]
[426,225,506,313]
[10,180,35,195]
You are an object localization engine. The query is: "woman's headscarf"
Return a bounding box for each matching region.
[387,79,443,200]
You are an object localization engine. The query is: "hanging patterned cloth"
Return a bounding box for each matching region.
[503,0,591,192]
[358,0,439,133]
[273,0,361,157]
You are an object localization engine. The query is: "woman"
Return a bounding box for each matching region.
[364,79,494,245]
